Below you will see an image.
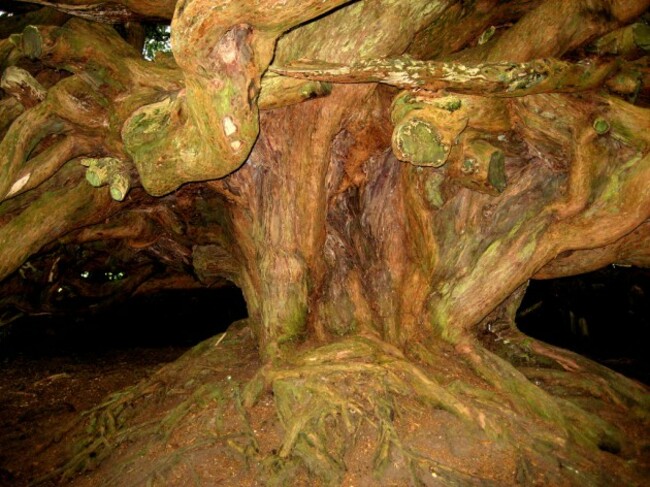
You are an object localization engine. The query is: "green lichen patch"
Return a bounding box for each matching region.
[390,91,424,124]
[393,118,447,167]
[592,117,610,135]
[487,150,507,193]
[424,171,446,208]
[80,157,131,201]
[633,23,650,51]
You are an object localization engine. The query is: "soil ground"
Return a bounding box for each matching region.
[0,272,647,486]
[2,324,648,487]
[0,346,188,486]
[0,287,246,486]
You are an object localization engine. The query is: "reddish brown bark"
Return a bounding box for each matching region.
[0,1,649,486]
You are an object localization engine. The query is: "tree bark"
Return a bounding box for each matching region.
[0,1,649,486]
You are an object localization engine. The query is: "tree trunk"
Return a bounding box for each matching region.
[1,1,649,486]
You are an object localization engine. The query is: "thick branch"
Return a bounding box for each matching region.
[0,72,116,201]
[61,209,161,247]
[1,66,47,108]
[534,222,650,279]
[20,20,181,91]
[6,136,97,199]
[0,163,119,282]
[272,57,618,97]
[124,0,354,196]
[590,23,650,58]
[16,0,176,22]
[430,94,650,339]
[459,0,650,63]
[0,98,24,136]
[0,102,66,200]
[0,7,69,38]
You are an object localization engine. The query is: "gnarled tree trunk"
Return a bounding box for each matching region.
[1,1,649,486]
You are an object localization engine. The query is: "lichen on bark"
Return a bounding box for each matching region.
[1,1,650,486]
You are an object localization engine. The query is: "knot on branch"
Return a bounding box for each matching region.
[391,92,468,167]
[81,157,131,201]
[0,66,46,108]
[449,137,507,196]
[389,91,511,195]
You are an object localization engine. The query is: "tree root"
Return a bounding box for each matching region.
[41,323,650,487]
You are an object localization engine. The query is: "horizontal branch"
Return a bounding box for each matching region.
[16,0,175,22]
[61,210,160,246]
[534,222,650,279]
[5,136,96,199]
[258,74,332,110]
[590,23,650,58]
[271,57,618,97]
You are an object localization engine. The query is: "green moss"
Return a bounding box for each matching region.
[592,118,610,135]
[424,172,445,208]
[323,295,358,336]
[477,25,496,45]
[481,239,502,261]
[85,169,106,187]
[8,33,22,47]
[633,23,650,51]
[395,118,447,166]
[609,121,635,147]
[599,153,642,207]
[390,92,424,124]
[519,239,537,260]
[435,95,462,112]
[22,25,42,59]
[487,150,506,193]
[279,301,308,344]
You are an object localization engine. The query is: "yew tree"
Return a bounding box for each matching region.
[1,0,650,485]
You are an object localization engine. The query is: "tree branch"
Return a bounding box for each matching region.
[15,0,175,22]
[0,163,119,282]
[272,57,618,97]
[124,0,355,196]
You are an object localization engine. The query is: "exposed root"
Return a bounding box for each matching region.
[39,322,650,487]
[479,316,650,464]
[241,336,493,486]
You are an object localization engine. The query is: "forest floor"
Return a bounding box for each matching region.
[0,269,647,486]
[0,287,245,486]
[1,324,648,487]
[0,346,187,486]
